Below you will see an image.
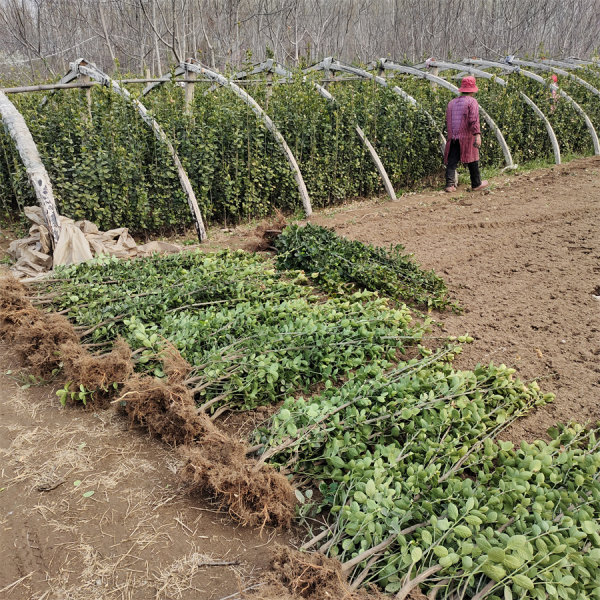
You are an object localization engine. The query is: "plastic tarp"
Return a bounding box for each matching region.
[9,206,182,279]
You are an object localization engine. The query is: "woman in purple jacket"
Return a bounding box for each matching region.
[444,76,489,193]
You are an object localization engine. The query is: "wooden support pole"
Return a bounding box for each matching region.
[71,59,207,241]
[184,68,196,115]
[265,71,273,109]
[79,74,93,122]
[430,65,439,91]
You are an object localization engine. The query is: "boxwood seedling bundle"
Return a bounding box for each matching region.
[29,233,600,599]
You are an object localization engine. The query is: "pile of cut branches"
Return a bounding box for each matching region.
[275,224,456,311]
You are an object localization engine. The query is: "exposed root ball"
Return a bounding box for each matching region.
[120,375,215,445]
[0,305,39,338]
[244,583,297,600]
[244,546,385,600]
[246,211,288,252]
[159,341,192,383]
[14,311,79,377]
[120,370,296,528]
[0,277,37,337]
[180,443,296,529]
[60,337,134,400]
[0,277,29,312]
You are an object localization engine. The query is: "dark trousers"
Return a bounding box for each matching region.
[445,139,481,188]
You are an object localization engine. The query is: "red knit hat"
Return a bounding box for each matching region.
[459,76,478,93]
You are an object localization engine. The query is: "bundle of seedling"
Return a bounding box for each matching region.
[10,244,438,530]
[36,249,427,411]
[275,224,455,310]
[2,229,598,598]
[255,361,600,598]
[0,272,299,527]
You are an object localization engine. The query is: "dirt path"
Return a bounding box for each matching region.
[0,344,289,599]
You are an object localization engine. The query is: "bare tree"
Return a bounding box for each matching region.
[1,0,599,79]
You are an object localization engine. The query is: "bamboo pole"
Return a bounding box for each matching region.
[63,59,207,242]
[465,58,600,155]
[424,59,560,165]
[143,60,313,218]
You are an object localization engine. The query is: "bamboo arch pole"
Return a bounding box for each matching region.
[464,58,600,155]
[423,59,561,165]
[308,57,447,155]
[0,91,61,245]
[379,59,515,169]
[232,59,397,202]
[143,60,313,218]
[508,58,600,101]
[49,59,207,242]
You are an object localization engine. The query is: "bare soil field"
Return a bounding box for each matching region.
[307,157,600,442]
[0,346,289,599]
[1,156,598,598]
[224,156,599,441]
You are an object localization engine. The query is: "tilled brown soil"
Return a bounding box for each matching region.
[197,156,600,440]
[305,157,600,441]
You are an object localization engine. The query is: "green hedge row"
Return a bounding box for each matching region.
[0,65,598,233]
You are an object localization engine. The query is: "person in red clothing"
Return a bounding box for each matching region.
[444,76,489,193]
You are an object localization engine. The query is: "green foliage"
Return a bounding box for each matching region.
[31,242,600,597]
[1,64,598,233]
[275,224,454,310]
[144,80,298,223]
[257,360,600,597]
[264,75,442,204]
[56,381,96,406]
[43,250,426,410]
[1,87,188,232]
[392,69,597,165]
